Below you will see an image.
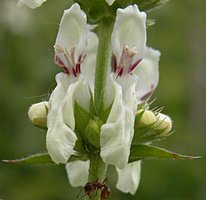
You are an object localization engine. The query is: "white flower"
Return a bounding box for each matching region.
[46,3,98,164]
[116,161,141,195]
[65,160,89,187]
[100,5,160,169]
[105,0,115,6]
[17,0,47,9]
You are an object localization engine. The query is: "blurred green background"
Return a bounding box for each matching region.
[0,0,206,199]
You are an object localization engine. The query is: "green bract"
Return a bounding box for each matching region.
[74,0,169,23]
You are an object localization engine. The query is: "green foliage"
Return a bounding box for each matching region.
[2,152,89,165]
[2,153,54,165]
[74,0,169,23]
[74,0,115,23]
[129,144,199,162]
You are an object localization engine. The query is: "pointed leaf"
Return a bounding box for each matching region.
[129,144,200,162]
[3,152,89,165]
[2,153,54,165]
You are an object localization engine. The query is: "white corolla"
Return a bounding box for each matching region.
[46,4,97,164]
[99,5,160,194]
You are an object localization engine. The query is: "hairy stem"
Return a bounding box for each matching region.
[87,153,107,200]
[94,17,114,117]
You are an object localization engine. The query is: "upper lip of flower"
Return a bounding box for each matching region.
[53,3,87,77]
[111,5,147,76]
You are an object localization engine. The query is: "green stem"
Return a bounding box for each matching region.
[94,18,114,116]
[87,16,113,200]
[89,153,106,182]
[87,153,107,200]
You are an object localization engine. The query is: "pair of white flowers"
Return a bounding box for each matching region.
[45,3,160,194]
[23,0,161,195]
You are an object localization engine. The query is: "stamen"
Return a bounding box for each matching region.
[113,55,117,72]
[114,45,139,77]
[63,66,70,74]
[72,67,77,77]
[54,44,86,77]
[76,54,82,74]
[117,67,124,77]
[54,55,65,67]
[64,49,74,67]
[128,58,142,73]
[124,46,137,57]
[70,47,76,67]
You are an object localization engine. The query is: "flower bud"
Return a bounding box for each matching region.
[28,101,48,129]
[137,109,156,126]
[156,113,172,135]
[85,118,103,148]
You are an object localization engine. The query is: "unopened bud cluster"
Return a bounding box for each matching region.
[138,109,172,135]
